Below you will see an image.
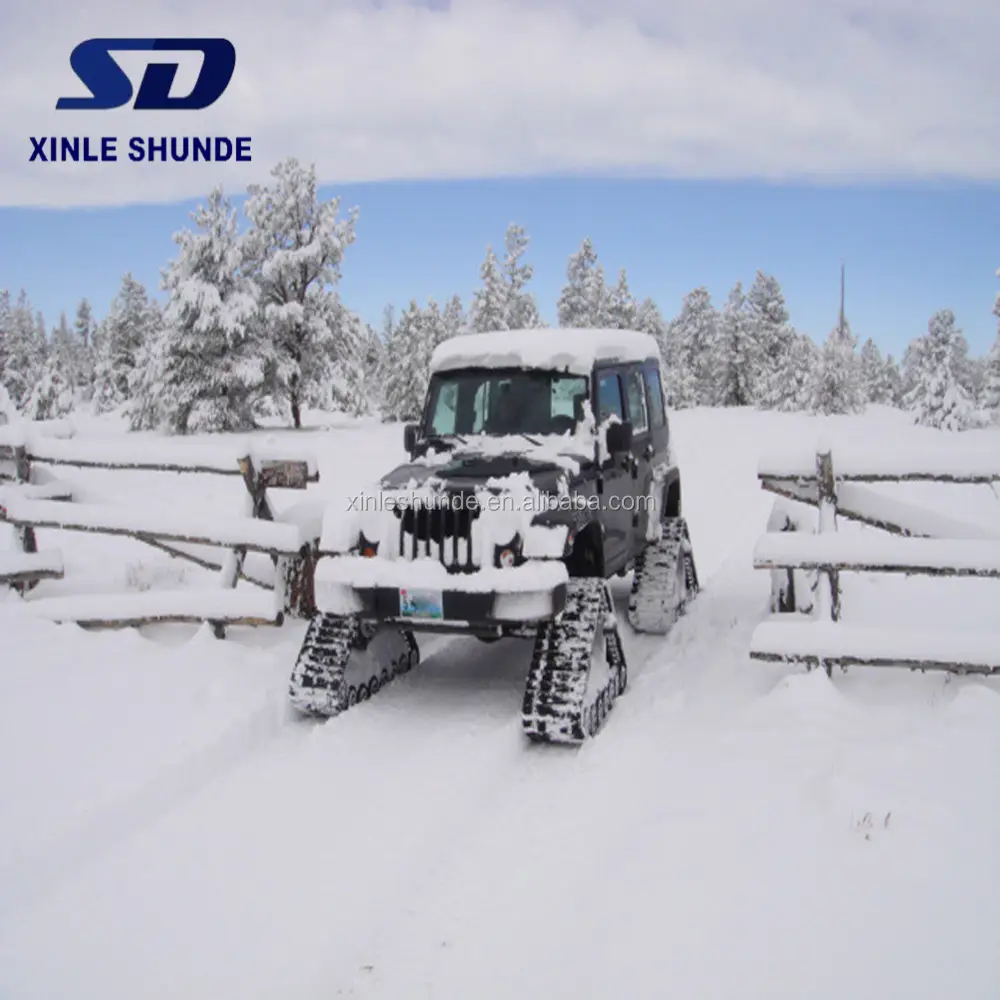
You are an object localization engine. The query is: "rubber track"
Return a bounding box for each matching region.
[521,577,627,744]
[627,516,696,634]
[288,614,418,717]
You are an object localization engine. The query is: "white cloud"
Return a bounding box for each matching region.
[1,0,996,207]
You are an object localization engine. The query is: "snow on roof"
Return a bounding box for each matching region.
[430,328,661,375]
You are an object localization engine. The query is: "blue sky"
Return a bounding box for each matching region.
[1,177,997,357]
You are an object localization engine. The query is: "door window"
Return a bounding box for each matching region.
[625,368,649,434]
[643,368,666,428]
[596,371,624,422]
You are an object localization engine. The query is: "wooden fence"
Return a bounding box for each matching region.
[0,427,323,636]
[750,440,1000,676]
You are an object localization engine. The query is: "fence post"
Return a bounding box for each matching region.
[10,445,39,595]
[815,447,841,674]
[237,454,315,620]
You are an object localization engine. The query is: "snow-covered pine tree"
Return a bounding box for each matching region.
[664,287,717,407]
[34,311,47,357]
[502,223,543,329]
[859,338,891,403]
[714,282,755,406]
[241,157,358,428]
[469,247,509,333]
[382,300,430,420]
[51,311,78,381]
[606,269,638,330]
[746,271,796,408]
[316,299,372,417]
[73,299,96,396]
[442,294,466,340]
[984,276,1000,421]
[0,290,11,398]
[126,299,169,430]
[22,353,75,420]
[780,334,820,411]
[146,186,262,434]
[1,290,46,409]
[22,311,77,419]
[0,381,14,425]
[883,353,903,406]
[635,297,666,346]
[557,238,606,327]
[370,304,397,417]
[810,318,864,414]
[905,309,974,431]
[92,273,159,413]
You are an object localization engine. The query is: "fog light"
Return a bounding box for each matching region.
[498,547,516,568]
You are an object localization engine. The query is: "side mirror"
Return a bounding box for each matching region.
[403,423,419,453]
[606,420,633,454]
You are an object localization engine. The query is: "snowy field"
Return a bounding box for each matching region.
[1,406,999,999]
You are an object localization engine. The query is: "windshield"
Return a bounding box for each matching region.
[423,369,590,438]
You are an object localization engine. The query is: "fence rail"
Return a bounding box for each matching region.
[750,443,1000,676]
[0,428,322,634]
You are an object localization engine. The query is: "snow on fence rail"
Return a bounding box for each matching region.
[0,432,322,634]
[750,443,1000,676]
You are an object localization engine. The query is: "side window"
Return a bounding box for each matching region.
[625,368,649,434]
[644,368,666,428]
[429,382,458,434]
[596,371,623,422]
[472,382,491,433]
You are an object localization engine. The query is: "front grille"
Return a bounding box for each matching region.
[396,495,480,571]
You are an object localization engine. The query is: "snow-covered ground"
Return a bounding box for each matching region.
[1,406,999,1000]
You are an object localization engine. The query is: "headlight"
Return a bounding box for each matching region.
[493,534,522,568]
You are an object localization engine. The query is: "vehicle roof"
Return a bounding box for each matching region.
[429,328,661,376]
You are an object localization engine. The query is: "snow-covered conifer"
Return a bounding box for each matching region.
[126,300,168,430]
[984,278,1000,420]
[634,297,666,349]
[714,282,755,406]
[147,186,262,433]
[316,300,372,416]
[905,309,974,431]
[664,287,718,407]
[811,319,864,414]
[606,269,638,330]
[73,298,96,395]
[92,273,159,413]
[0,381,14,425]
[470,247,509,333]
[779,334,820,411]
[1,290,46,409]
[22,352,75,420]
[557,238,606,327]
[503,224,543,329]
[241,157,358,428]
[746,271,796,408]
[383,300,431,420]
[0,290,11,396]
[859,338,891,403]
[443,294,466,340]
[883,353,903,406]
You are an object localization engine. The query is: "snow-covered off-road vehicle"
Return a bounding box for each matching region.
[289,328,698,742]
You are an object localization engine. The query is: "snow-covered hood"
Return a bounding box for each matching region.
[321,440,590,559]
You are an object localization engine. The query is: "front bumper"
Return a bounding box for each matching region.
[313,555,568,631]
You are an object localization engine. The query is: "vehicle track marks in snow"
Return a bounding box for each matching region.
[0,685,295,926]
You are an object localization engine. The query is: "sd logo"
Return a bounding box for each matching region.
[56,38,236,111]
